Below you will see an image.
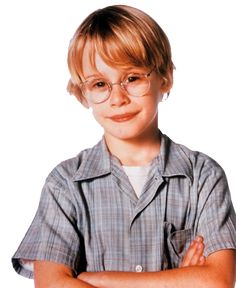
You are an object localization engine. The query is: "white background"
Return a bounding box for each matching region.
[0,0,235,287]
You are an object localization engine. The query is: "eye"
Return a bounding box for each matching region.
[87,79,108,90]
[127,75,141,83]
[93,81,106,88]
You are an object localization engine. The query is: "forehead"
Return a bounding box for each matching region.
[81,41,148,79]
[81,41,107,77]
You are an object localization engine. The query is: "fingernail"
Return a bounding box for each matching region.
[200,256,205,261]
[196,235,203,242]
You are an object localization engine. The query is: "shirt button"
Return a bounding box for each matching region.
[135,265,143,272]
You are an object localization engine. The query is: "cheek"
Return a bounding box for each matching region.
[91,108,100,121]
[151,91,162,104]
[141,93,160,112]
[146,102,158,117]
[91,105,105,123]
[149,80,163,103]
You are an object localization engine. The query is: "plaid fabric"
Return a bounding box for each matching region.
[12,132,236,278]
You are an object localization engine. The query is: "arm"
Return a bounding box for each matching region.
[78,249,235,288]
[33,235,206,288]
[34,261,97,288]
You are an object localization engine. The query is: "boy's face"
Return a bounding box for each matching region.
[81,43,165,143]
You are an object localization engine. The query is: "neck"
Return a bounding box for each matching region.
[104,130,161,166]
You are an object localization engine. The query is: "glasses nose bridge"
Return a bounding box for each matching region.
[108,81,129,106]
[109,80,125,90]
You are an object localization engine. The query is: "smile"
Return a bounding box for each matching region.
[108,112,138,122]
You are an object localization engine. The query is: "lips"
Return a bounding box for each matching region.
[108,112,138,122]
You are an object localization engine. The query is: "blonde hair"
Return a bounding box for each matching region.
[67,5,174,103]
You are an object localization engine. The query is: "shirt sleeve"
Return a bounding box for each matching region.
[12,169,82,279]
[195,158,236,256]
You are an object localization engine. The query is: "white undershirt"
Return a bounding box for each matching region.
[122,164,151,198]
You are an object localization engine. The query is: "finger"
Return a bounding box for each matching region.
[180,236,205,268]
[198,255,206,266]
[188,241,205,266]
[191,236,205,266]
[195,235,204,244]
[180,240,199,267]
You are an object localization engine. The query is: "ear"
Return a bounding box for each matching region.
[160,69,173,94]
[67,79,90,109]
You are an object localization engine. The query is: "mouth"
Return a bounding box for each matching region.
[108,112,138,122]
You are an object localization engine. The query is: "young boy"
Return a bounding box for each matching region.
[12,5,236,288]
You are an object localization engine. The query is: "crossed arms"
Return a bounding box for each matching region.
[34,236,236,288]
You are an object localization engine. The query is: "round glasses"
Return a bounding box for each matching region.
[79,67,156,104]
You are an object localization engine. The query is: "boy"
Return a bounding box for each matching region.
[12,5,236,287]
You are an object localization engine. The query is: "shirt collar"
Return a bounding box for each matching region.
[72,137,111,181]
[72,132,193,183]
[157,132,193,183]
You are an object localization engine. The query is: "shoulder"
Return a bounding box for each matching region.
[45,139,104,187]
[162,133,226,179]
[182,142,222,170]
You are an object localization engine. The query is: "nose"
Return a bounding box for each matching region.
[109,84,130,107]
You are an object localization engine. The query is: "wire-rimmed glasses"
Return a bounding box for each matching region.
[79,67,156,104]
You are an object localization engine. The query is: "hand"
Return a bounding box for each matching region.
[179,235,206,268]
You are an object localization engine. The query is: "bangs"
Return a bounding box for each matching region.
[92,27,154,69]
[68,5,173,84]
[70,28,154,82]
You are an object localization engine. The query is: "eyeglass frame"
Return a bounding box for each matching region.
[79,66,157,104]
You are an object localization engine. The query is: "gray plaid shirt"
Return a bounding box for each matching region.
[12,132,236,278]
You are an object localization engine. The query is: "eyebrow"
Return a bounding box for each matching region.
[84,73,104,79]
[83,67,149,80]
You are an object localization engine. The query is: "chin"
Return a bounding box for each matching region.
[106,127,145,141]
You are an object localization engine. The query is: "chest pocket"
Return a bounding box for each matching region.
[163,222,193,269]
[162,177,197,269]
